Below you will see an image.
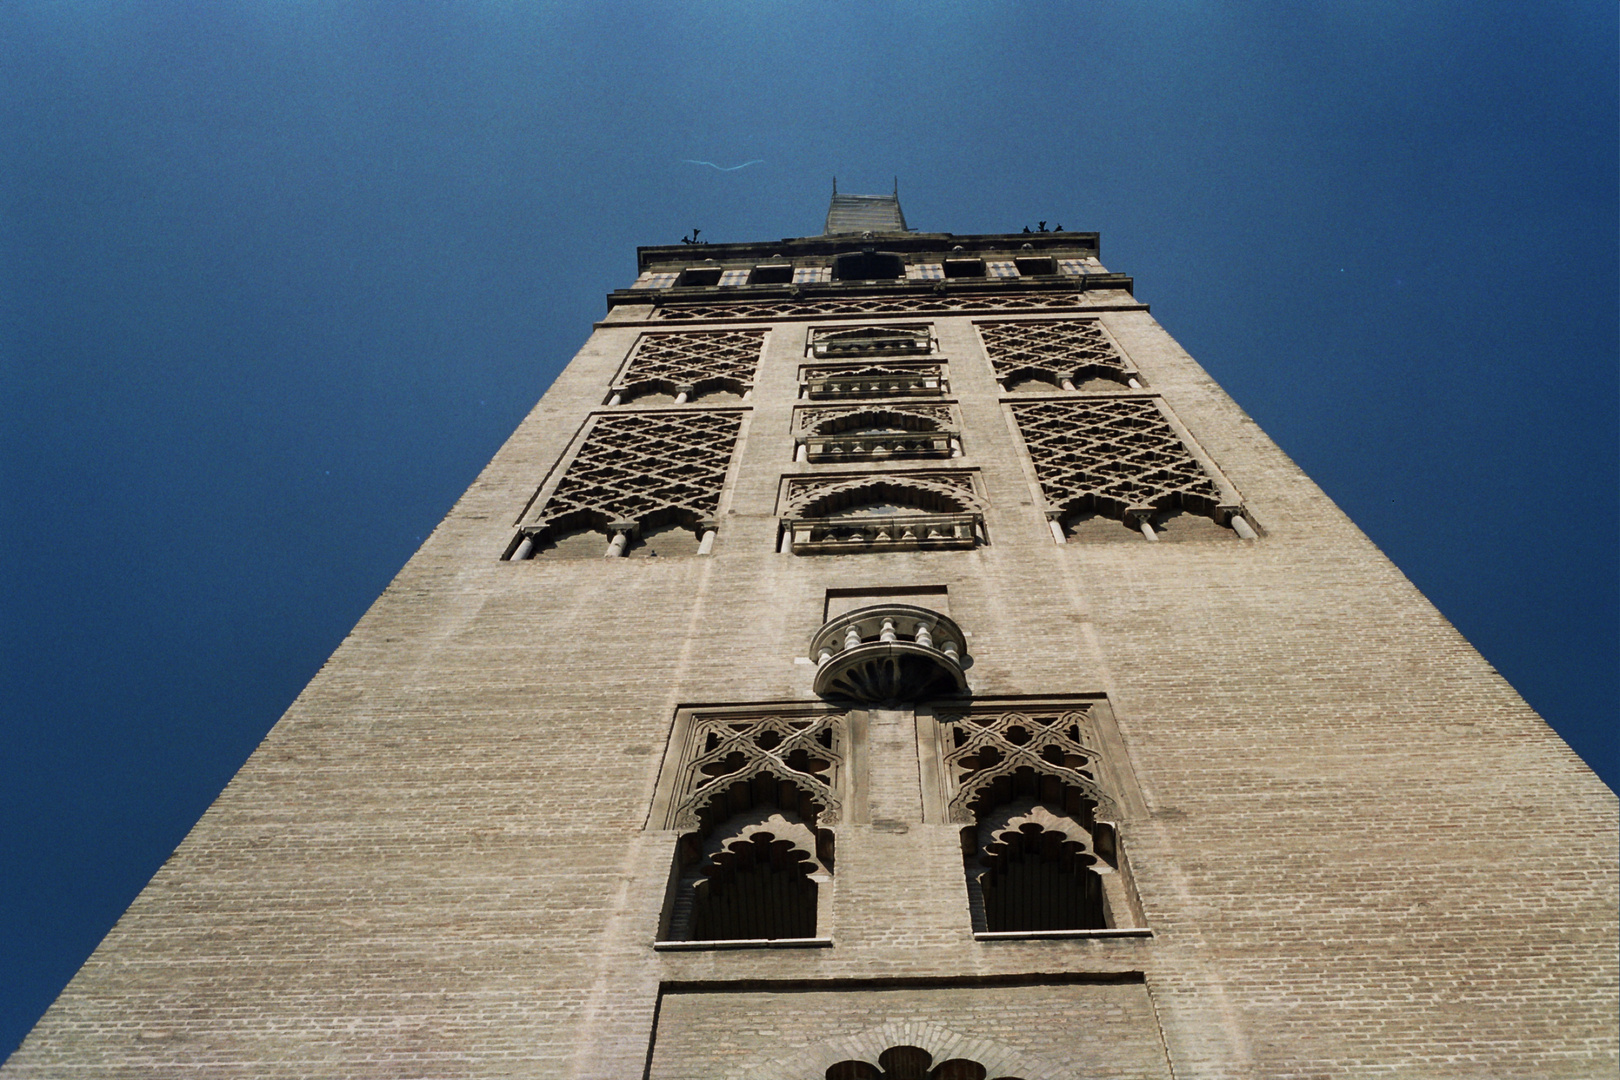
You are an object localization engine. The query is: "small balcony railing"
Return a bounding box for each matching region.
[798,430,960,462]
[809,326,933,359]
[804,372,945,399]
[783,513,981,556]
[810,604,969,703]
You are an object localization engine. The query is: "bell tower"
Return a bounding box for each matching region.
[5,193,1615,1078]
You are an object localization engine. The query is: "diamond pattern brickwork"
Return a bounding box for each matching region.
[978,319,1129,383]
[652,292,1088,322]
[536,412,742,528]
[617,330,765,392]
[1010,397,1221,517]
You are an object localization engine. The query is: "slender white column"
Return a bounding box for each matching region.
[1049,519,1067,544]
[697,528,717,555]
[672,391,688,405]
[1231,515,1258,540]
[607,392,622,406]
[1127,377,1142,389]
[604,531,629,557]
[509,536,534,561]
[879,618,897,643]
[1060,377,1076,391]
[949,437,963,458]
[796,444,809,462]
[1138,519,1159,542]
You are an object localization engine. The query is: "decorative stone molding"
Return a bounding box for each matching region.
[802,362,946,399]
[661,710,846,832]
[779,473,984,554]
[931,705,1112,824]
[811,604,969,703]
[807,324,934,359]
[793,405,961,462]
[651,291,1097,322]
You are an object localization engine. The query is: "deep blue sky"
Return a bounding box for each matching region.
[2,0,1615,1059]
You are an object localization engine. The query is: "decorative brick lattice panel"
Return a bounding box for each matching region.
[795,404,954,435]
[667,712,846,830]
[933,706,1112,824]
[652,292,1088,321]
[537,412,741,527]
[978,319,1128,382]
[1010,398,1221,516]
[618,330,765,391]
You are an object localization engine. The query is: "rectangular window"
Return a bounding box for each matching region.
[718,269,750,286]
[793,266,832,284]
[1015,256,1056,276]
[1057,258,1091,276]
[678,267,722,287]
[985,261,1020,278]
[749,264,794,285]
[942,258,985,278]
[633,271,679,289]
[906,262,945,280]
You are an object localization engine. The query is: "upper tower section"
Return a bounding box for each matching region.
[824,181,908,235]
[614,187,1130,311]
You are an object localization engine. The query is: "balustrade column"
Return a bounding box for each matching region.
[697,527,718,554]
[509,535,534,561]
[1230,514,1258,540]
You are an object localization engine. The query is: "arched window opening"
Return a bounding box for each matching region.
[690,826,819,941]
[961,800,1117,934]
[825,1045,1024,1080]
[663,786,835,943]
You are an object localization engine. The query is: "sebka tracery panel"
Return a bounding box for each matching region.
[1008,397,1231,524]
[612,329,765,402]
[977,318,1137,389]
[513,411,743,556]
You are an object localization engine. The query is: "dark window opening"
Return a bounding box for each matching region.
[678,267,722,287]
[975,822,1105,932]
[832,250,906,281]
[942,259,985,278]
[1015,256,1056,276]
[750,263,795,285]
[689,831,819,940]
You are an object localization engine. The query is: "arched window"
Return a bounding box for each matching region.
[665,804,833,943]
[966,802,1105,933]
[654,710,844,945]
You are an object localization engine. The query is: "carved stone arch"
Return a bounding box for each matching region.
[789,477,980,520]
[940,709,1112,825]
[674,755,840,834]
[809,407,948,437]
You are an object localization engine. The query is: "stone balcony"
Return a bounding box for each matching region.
[808,325,933,359]
[810,604,969,703]
[797,429,961,462]
[782,512,982,555]
[803,365,945,399]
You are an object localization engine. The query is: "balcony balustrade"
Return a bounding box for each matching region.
[810,604,969,703]
[798,430,959,462]
[803,366,945,399]
[782,512,981,555]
